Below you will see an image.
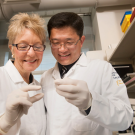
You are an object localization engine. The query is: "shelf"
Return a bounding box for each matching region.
[108,18,135,62]
[127,83,135,93]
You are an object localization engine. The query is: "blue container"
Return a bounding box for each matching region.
[120,11,132,26]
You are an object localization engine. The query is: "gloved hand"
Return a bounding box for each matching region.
[55,78,92,110]
[0,85,44,133]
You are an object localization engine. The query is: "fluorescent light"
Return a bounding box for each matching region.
[1,0,41,4]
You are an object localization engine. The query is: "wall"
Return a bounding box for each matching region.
[91,7,102,50]
[92,5,132,51]
[0,20,11,66]
[81,15,95,53]
[0,40,11,66]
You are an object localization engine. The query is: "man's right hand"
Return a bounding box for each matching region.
[0,85,44,133]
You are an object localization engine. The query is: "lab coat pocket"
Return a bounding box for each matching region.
[72,108,98,131]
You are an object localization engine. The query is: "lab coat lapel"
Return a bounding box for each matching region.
[4,59,24,83]
[52,62,61,80]
[76,53,88,67]
[64,53,88,78]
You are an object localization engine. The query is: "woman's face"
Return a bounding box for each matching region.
[11,29,44,74]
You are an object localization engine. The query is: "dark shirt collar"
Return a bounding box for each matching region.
[29,74,33,84]
[58,55,81,78]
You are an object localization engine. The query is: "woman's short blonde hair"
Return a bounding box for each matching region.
[7,13,46,46]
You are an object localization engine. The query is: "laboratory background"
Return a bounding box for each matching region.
[0,0,135,134]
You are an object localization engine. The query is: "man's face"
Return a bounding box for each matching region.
[49,27,85,65]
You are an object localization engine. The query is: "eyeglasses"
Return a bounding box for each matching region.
[50,39,80,49]
[12,43,46,52]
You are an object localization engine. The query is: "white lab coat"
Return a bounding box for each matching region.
[41,53,133,135]
[0,60,46,135]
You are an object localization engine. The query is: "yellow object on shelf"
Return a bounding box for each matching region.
[124,22,131,33]
[121,14,131,33]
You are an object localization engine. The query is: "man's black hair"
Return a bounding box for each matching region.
[47,12,84,38]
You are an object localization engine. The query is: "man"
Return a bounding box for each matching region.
[40,12,133,135]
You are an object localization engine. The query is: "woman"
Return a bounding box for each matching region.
[0,13,46,135]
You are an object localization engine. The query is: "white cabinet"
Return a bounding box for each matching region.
[108,19,135,62]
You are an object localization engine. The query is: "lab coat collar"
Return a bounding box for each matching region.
[64,53,88,77]
[52,53,88,79]
[75,52,88,67]
[5,59,25,83]
[52,62,61,80]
